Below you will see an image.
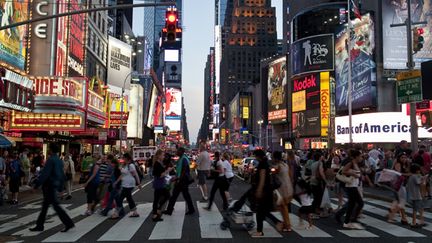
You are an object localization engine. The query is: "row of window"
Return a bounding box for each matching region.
[234,7,273,17]
[87,28,108,62]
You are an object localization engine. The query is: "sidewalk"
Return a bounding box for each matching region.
[1,174,84,207]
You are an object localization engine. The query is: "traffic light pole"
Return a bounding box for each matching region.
[0,2,176,31]
[390,0,426,152]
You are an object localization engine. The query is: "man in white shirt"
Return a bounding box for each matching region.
[196,143,211,201]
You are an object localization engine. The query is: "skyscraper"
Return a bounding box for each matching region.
[219,0,278,110]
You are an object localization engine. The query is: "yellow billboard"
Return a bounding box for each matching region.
[292,90,306,112]
[320,72,330,136]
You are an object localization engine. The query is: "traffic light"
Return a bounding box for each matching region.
[413,27,425,53]
[165,10,178,43]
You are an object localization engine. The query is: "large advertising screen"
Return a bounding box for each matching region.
[335,111,432,143]
[67,0,86,77]
[165,87,182,132]
[291,34,334,76]
[55,0,69,76]
[335,13,377,115]
[108,37,132,90]
[291,73,327,137]
[383,0,432,69]
[268,57,287,123]
[0,0,29,70]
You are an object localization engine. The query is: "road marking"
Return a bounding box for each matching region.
[13,204,87,237]
[272,211,332,238]
[338,230,379,237]
[0,214,17,221]
[366,198,432,220]
[242,205,282,238]
[196,202,232,238]
[149,202,185,240]
[42,211,108,242]
[98,203,153,241]
[0,208,56,233]
[20,203,71,210]
[327,201,425,237]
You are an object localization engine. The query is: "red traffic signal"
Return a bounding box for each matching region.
[417,28,424,35]
[167,14,176,23]
[413,27,425,53]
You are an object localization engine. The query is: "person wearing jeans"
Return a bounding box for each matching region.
[204,152,228,211]
[113,153,141,219]
[163,147,195,216]
[342,149,364,230]
[101,158,121,216]
[152,150,172,221]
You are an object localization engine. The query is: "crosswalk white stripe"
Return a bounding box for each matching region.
[366,198,432,220]
[0,214,17,221]
[326,201,425,237]
[149,202,186,240]
[242,205,282,238]
[97,203,153,241]
[13,204,87,237]
[272,211,332,237]
[338,230,379,238]
[0,208,56,233]
[42,212,108,242]
[20,203,71,210]
[359,214,425,237]
[196,202,232,238]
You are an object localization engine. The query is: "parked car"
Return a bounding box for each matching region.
[238,157,257,181]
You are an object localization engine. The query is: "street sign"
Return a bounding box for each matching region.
[396,70,423,104]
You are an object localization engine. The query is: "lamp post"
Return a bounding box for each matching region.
[119,71,138,153]
[257,119,263,147]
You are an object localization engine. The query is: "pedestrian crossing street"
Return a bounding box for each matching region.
[1,199,432,242]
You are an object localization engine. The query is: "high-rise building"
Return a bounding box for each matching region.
[198,48,214,141]
[220,0,278,112]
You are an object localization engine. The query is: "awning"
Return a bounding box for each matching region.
[0,134,13,148]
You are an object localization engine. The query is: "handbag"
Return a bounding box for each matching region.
[335,167,354,184]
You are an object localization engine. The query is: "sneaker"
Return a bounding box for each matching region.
[351,222,365,230]
[83,210,93,216]
[343,223,356,229]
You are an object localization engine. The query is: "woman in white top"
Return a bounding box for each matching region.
[273,151,293,232]
[113,153,141,219]
[222,152,234,201]
[341,149,364,230]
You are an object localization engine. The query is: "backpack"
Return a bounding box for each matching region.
[130,161,144,183]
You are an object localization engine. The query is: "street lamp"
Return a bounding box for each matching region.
[257,120,263,147]
[119,71,138,153]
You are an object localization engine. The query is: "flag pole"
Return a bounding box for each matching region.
[347,0,353,145]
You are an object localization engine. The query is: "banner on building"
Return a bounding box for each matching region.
[291,34,334,76]
[335,13,377,115]
[0,0,29,71]
[382,0,432,69]
[0,70,34,112]
[292,109,321,137]
[55,0,69,76]
[164,87,182,132]
[67,0,86,76]
[10,111,85,131]
[320,72,330,136]
[108,37,132,90]
[268,57,287,123]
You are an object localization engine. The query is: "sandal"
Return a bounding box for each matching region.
[251,232,264,237]
[283,227,292,232]
[129,213,140,218]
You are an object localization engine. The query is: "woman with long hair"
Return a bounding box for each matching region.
[100,157,121,217]
[273,151,293,232]
[388,152,410,224]
[152,149,172,221]
[341,149,364,230]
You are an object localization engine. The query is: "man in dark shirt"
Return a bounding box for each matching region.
[30,144,75,233]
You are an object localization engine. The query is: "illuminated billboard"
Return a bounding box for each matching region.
[67,0,86,76]
[383,0,432,69]
[165,87,182,132]
[0,0,29,71]
[108,37,132,90]
[267,57,287,123]
[55,0,69,76]
[335,13,377,115]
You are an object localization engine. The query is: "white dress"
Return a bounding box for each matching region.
[276,163,293,203]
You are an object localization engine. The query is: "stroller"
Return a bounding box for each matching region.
[220,188,256,231]
[220,206,255,230]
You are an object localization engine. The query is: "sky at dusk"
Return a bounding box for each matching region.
[135,0,283,143]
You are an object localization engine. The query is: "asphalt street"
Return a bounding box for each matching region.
[1,175,432,243]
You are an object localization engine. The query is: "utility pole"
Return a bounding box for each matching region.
[390,0,426,151]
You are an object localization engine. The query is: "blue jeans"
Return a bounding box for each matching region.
[102,187,120,215]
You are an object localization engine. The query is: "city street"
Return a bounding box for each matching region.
[1,176,432,243]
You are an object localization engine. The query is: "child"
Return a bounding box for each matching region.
[296,179,314,229]
[407,164,426,228]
